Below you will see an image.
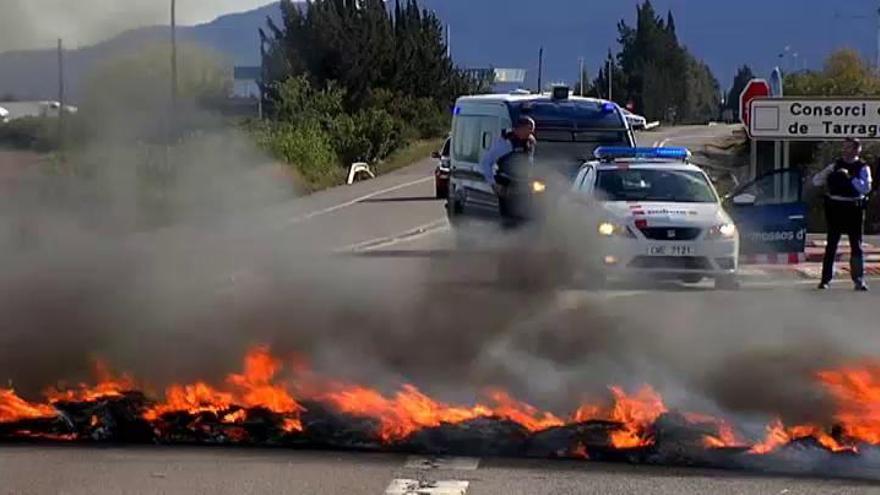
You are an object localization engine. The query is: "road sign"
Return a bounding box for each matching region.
[740,79,771,129]
[749,98,880,140]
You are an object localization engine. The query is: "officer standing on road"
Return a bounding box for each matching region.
[479,116,537,224]
[813,137,873,291]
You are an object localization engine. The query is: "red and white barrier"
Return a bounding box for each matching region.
[740,253,806,265]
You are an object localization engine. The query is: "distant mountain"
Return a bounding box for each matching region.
[2,0,878,102]
[0,3,282,102]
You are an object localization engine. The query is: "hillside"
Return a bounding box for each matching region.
[0,3,281,102]
[1,0,878,101]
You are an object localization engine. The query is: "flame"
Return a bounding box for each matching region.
[607,386,667,448]
[572,403,603,424]
[321,384,492,442]
[749,419,854,454]
[142,382,234,421]
[0,389,57,423]
[144,346,303,432]
[8,345,880,458]
[681,412,745,449]
[483,388,564,432]
[571,442,590,459]
[817,364,880,446]
[44,360,136,403]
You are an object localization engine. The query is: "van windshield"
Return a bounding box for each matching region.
[533,131,631,180]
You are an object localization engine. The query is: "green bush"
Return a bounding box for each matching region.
[253,121,342,190]
[365,89,450,140]
[329,108,404,165]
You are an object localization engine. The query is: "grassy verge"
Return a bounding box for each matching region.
[373,138,443,176]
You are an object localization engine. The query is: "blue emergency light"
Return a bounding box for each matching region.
[601,102,617,113]
[593,146,692,161]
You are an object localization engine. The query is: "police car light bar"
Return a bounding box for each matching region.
[593,147,692,161]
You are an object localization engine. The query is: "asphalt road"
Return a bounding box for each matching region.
[5,124,880,494]
[2,447,879,495]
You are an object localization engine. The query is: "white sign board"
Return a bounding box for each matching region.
[750,98,880,140]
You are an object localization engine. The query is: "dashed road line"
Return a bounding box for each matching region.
[282,176,433,227]
[384,479,469,495]
[335,219,449,253]
[404,456,480,471]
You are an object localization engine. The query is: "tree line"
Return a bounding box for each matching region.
[255,0,477,188]
[590,0,721,124]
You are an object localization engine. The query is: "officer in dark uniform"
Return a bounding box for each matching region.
[813,138,873,291]
[479,116,537,226]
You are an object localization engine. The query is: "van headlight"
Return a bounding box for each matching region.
[598,221,635,238]
[531,180,547,194]
[707,223,737,240]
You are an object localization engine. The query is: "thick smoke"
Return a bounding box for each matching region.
[0,0,268,51]
[0,44,877,441]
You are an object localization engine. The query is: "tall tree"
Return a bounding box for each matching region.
[262,0,469,113]
[610,1,718,123]
[726,65,755,118]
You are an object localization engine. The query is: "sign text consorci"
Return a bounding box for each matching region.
[752,100,880,139]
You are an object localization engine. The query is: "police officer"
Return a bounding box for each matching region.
[479,116,537,225]
[813,137,873,291]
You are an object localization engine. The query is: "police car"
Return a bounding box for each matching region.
[566,147,740,289]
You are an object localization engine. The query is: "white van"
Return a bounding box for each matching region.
[446,88,635,227]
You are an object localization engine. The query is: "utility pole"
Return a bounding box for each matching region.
[171,0,179,112]
[445,24,451,59]
[57,38,65,158]
[537,47,544,94]
[607,57,613,102]
[578,57,585,96]
[876,3,880,72]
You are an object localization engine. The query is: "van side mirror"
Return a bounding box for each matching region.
[431,151,441,159]
[732,193,756,206]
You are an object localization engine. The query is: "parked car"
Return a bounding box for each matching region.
[433,136,452,198]
[0,106,9,124]
[622,108,647,130]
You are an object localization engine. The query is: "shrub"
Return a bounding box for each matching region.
[253,121,342,190]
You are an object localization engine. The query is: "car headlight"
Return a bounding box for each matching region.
[598,221,635,238]
[531,180,547,194]
[707,223,737,240]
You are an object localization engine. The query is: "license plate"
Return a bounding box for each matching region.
[648,244,695,256]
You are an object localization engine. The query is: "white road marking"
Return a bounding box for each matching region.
[335,219,449,253]
[385,479,469,495]
[404,456,480,471]
[283,176,433,227]
[555,289,647,311]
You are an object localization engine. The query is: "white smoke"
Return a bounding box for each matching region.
[0,0,273,51]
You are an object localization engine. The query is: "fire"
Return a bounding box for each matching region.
[144,346,304,432]
[142,382,234,421]
[572,387,671,449]
[607,386,667,448]
[0,389,57,423]
[817,364,880,446]
[321,384,491,442]
[44,360,136,403]
[483,389,564,432]
[681,412,745,449]
[749,419,853,454]
[7,345,880,460]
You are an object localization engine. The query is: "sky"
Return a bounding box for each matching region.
[0,0,271,51]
